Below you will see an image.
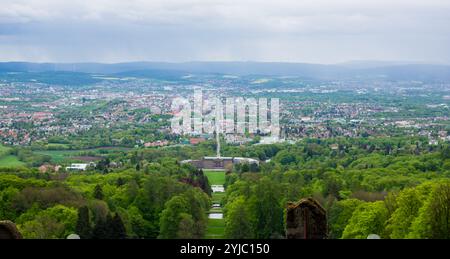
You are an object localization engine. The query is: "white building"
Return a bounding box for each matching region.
[259,135,282,145]
[211,185,225,193]
[66,163,89,171]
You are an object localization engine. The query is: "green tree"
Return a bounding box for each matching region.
[385,186,430,239]
[409,181,450,239]
[110,213,127,239]
[275,150,298,165]
[93,184,104,200]
[323,172,345,199]
[159,195,190,239]
[18,205,77,239]
[157,188,209,239]
[342,201,388,239]
[133,175,186,238]
[183,189,209,238]
[75,206,91,239]
[116,177,125,186]
[127,205,153,238]
[176,213,195,239]
[225,196,254,239]
[0,186,19,220]
[92,213,113,239]
[328,199,364,239]
[250,178,285,239]
[442,145,450,159]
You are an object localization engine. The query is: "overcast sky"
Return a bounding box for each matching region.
[1,0,450,64]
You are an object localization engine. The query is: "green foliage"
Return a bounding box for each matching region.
[442,145,450,159]
[18,205,77,239]
[0,186,20,220]
[176,213,196,239]
[110,213,127,239]
[250,178,285,239]
[408,181,450,239]
[159,195,191,239]
[224,177,284,239]
[159,188,210,239]
[385,185,430,238]
[342,201,389,239]
[93,184,104,200]
[0,163,212,239]
[2,136,450,239]
[75,206,92,239]
[12,185,84,214]
[92,213,113,239]
[224,196,254,239]
[328,199,364,239]
[11,148,51,167]
[274,150,298,165]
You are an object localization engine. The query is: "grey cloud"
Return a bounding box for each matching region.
[0,0,449,63]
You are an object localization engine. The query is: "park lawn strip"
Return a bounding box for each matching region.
[209,208,223,213]
[205,218,226,239]
[204,170,226,185]
[204,169,226,239]
[211,192,225,204]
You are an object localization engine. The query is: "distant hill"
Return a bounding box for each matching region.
[114,69,191,81]
[0,70,101,86]
[336,60,418,69]
[1,61,450,82]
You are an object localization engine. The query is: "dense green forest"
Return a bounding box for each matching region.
[0,137,449,239]
[222,137,450,239]
[0,161,211,239]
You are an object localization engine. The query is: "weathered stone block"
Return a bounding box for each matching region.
[286,198,327,239]
[0,220,23,239]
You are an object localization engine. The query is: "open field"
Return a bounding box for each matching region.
[0,145,24,167]
[35,147,130,163]
[204,170,226,185]
[0,155,26,167]
[34,150,84,163]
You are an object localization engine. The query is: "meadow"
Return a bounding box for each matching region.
[0,155,25,167]
[0,145,25,167]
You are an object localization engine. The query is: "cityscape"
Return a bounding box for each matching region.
[0,0,449,252]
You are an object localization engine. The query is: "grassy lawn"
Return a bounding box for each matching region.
[205,218,226,239]
[35,147,129,163]
[46,143,71,149]
[204,170,226,185]
[0,145,24,167]
[211,192,226,204]
[204,169,226,239]
[209,208,223,213]
[0,155,26,167]
[34,150,82,163]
